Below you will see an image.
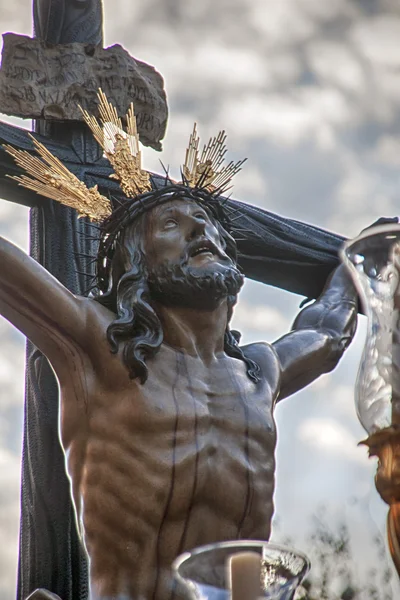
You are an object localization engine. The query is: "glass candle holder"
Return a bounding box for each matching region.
[341,224,400,575]
[340,224,400,433]
[172,540,310,600]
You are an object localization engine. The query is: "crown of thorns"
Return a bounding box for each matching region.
[4,89,246,292]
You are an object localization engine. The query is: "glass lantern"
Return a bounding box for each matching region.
[341,224,400,574]
[341,224,400,434]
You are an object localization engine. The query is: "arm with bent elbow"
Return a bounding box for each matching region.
[273,264,358,401]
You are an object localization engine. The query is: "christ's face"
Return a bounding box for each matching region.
[143,198,243,310]
[144,199,233,273]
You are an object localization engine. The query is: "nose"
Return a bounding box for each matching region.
[187,215,206,240]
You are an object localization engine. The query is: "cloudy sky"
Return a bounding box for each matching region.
[1,0,400,597]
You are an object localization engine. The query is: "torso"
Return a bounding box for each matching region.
[58,329,281,600]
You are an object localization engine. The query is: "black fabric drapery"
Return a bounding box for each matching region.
[224,198,344,298]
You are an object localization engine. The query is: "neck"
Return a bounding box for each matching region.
[154,299,228,362]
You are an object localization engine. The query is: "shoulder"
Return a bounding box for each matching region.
[240,341,281,390]
[61,295,130,385]
[240,340,280,364]
[83,296,116,329]
[69,295,116,362]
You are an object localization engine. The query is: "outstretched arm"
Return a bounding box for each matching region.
[273,264,358,400]
[0,235,96,379]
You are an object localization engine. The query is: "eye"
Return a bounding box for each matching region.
[163,217,178,229]
[194,212,207,221]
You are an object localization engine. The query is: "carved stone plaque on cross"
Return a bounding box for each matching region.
[0,32,168,149]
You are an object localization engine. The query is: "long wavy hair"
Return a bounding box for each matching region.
[94,204,261,384]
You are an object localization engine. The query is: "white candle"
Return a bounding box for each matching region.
[226,551,262,600]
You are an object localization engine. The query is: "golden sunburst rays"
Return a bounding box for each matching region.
[4,90,247,226]
[183,123,246,193]
[79,89,151,198]
[4,136,112,222]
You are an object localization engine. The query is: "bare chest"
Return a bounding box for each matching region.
[64,345,279,598]
[137,350,276,470]
[89,346,275,444]
[80,347,277,512]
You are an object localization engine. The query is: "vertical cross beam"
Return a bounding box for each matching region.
[18,2,103,599]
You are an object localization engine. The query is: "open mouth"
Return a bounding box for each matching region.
[189,240,218,259]
[191,247,215,258]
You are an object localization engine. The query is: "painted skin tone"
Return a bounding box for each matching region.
[0,199,357,600]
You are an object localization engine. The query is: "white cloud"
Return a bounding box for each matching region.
[0,2,31,44]
[0,335,25,408]
[307,41,366,94]
[218,85,352,148]
[219,94,314,145]
[352,16,400,68]
[298,417,368,464]
[369,135,400,167]
[297,0,357,22]
[264,52,303,87]
[336,162,376,211]
[0,448,21,597]
[231,301,288,338]
[328,152,398,236]
[230,166,266,208]
[299,86,352,126]
[248,0,316,47]
[373,68,400,108]
[191,44,267,88]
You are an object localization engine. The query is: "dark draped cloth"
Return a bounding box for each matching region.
[222,197,344,298]
[0,3,345,599]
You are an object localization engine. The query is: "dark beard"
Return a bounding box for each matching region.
[147,262,244,310]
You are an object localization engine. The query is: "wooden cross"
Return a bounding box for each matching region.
[0,2,344,599]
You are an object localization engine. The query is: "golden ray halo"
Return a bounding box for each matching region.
[4,89,246,223]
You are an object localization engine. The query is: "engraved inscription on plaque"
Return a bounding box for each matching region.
[0,33,168,149]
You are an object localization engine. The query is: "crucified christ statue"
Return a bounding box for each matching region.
[1,92,360,597]
[1,2,393,600]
